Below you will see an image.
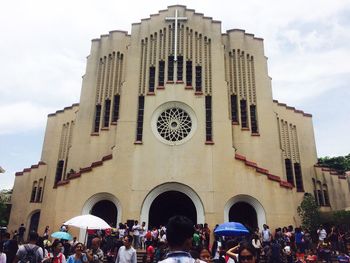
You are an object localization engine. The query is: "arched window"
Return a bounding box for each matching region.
[323,184,330,206]
[35,179,44,203]
[30,181,38,202]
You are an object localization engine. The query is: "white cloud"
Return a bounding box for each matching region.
[0,102,53,135]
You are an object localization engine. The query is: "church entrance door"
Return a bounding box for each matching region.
[148,190,197,228]
[91,200,118,227]
[229,202,257,231]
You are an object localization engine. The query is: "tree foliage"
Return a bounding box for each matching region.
[297,193,320,232]
[317,154,350,173]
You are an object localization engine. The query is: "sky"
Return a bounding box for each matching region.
[1,0,350,190]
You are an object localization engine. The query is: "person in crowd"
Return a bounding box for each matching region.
[305,249,317,263]
[43,226,50,240]
[158,215,204,263]
[0,243,6,263]
[86,238,104,263]
[1,232,18,263]
[146,240,156,263]
[44,239,66,263]
[115,235,136,263]
[199,248,211,263]
[269,239,281,263]
[14,231,44,263]
[140,222,146,250]
[251,234,262,262]
[283,241,293,263]
[18,224,26,244]
[211,235,222,263]
[261,225,272,247]
[237,242,258,263]
[202,224,211,250]
[295,227,305,253]
[317,225,327,246]
[328,226,338,254]
[337,252,350,263]
[154,241,167,263]
[132,221,141,250]
[67,243,88,263]
[36,236,48,259]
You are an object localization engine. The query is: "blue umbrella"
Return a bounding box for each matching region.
[214,222,250,236]
[51,231,73,240]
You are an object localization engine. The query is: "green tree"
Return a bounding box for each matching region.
[317,154,350,173]
[297,193,320,232]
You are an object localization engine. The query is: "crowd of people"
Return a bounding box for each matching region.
[1,219,350,263]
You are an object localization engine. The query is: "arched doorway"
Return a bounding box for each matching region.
[140,182,205,228]
[148,191,197,228]
[229,202,257,230]
[28,211,40,233]
[91,200,118,227]
[224,194,266,229]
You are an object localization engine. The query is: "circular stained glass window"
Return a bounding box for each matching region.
[151,102,197,145]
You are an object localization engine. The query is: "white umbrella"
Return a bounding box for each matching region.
[64,214,111,230]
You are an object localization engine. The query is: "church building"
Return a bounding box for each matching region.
[8,5,350,237]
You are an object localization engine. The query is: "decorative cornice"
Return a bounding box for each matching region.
[314,164,346,179]
[15,161,46,176]
[48,103,79,117]
[56,154,113,187]
[234,153,294,190]
[273,99,312,117]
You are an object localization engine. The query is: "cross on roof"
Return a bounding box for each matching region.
[165,9,187,62]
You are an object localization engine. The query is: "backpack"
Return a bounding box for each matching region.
[21,245,39,263]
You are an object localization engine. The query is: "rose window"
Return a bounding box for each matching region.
[156,108,192,142]
[151,102,197,145]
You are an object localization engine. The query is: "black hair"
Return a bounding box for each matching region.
[166,215,194,248]
[238,242,256,262]
[51,239,63,249]
[125,234,133,243]
[28,231,39,242]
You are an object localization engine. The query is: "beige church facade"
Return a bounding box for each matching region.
[8,6,350,238]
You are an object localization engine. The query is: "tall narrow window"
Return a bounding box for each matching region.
[205,96,213,142]
[323,184,330,206]
[177,56,183,81]
[230,95,238,123]
[30,182,37,202]
[93,104,102,132]
[158,61,165,86]
[149,66,155,92]
[103,99,111,127]
[285,159,294,185]
[294,163,304,191]
[250,105,258,133]
[186,61,192,86]
[136,96,145,142]
[317,181,324,206]
[112,95,120,123]
[36,186,42,203]
[54,160,64,185]
[168,56,174,81]
[195,66,202,92]
[240,100,248,128]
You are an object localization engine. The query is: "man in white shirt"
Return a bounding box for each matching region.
[317,225,327,244]
[115,235,137,263]
[132,221,141,249]
[261,224,272,247]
